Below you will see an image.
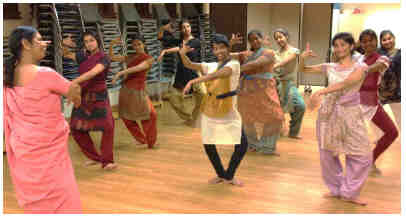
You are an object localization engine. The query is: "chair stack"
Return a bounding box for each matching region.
[54,3,85,81]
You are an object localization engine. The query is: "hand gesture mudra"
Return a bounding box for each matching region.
[230,33,243,47]
[179,44,194,55]
[301,42,317,59]
[111,37,122,45]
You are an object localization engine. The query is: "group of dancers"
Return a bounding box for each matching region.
[3,19,401,212]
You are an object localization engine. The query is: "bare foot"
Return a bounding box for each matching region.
[265,151,280,156]
[288,135,302,140]
[226,178,244,187]
[148,142,160,149]
[369,164,382,176]
[341,197,367,206]
[84,160,99,166]
[248,147,257,152]
[103,163,118,171]
[184,120,196,128]
[323,192,339,199]
[208,177,224,184]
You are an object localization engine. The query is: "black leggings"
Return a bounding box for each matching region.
[203,130,248,180]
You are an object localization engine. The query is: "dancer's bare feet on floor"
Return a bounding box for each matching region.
[267,151,280,156]
[208,177,224,184]
[288,135,302,140]
[84,160,98,166]
[184,120,196,128]
[341,197,367,206]
[248,147,257,152]
[322,192,339,199]
[369,164,382,176]
[103,163,118,171]
[148,142,160,149]
[226,178,244,187]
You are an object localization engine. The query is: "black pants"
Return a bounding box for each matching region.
[203,130,248,180]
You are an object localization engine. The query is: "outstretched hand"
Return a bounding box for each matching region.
[67,82,81,108]
[111,37,122,45]
[179,45,194,55]
[183,81,193,95]
[230,33,243,47]
[300,42,317,59]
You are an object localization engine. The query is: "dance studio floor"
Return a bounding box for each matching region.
[3,87,401,213]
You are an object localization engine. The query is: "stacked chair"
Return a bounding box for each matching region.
[54,3,85,81]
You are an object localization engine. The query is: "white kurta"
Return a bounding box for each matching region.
[200,60,242,145]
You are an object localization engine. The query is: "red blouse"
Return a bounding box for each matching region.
[124,53,153,90]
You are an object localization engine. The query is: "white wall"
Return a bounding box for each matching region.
[338,3,401,47]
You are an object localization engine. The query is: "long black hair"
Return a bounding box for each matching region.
[332,32,356,56]
[179,19,191,40]
[81,30,103,51]
[4,26,38,88]
[247,29,263,51]
[379,30,395,51]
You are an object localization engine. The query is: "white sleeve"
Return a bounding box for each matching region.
[225,60,240,77]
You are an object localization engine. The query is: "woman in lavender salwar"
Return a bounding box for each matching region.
[299,32,371,206]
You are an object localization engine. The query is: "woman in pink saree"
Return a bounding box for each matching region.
[3,26,82,213]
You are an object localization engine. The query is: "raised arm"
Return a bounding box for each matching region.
[157,47,180,62]
[315,64,365,97]
[183,66,233,95]
[298,42,324,74]
[109,37,126,63]
[367,55,390,75]
[309,64,366,110]
[178,45,203,73]
[72,63,107,85]
[274,51,297,69]
[112,58,155,85]
[158,23,172,40]
[241,49,275,72]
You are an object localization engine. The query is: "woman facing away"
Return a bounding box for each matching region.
[229,30,284,155]
[300,32,371,206]
[179,34,248,187]
[109,35,157,149]
[356,29,398,175]
[157,19,203,127]
[266,28,306,139]
[3,26,82,213]
[62,31,117,170]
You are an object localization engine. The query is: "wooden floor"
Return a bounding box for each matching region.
[3,87,401,213]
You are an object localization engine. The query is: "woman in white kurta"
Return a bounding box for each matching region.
[180,34,248,187]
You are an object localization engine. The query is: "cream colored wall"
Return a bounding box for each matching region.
[338,3,401,44]
[3,4,33,37]
[247,4,273,50]
[268,4,301,50]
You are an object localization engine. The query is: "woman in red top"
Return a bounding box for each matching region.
[110,35,157,148]
[357,29,398,175]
